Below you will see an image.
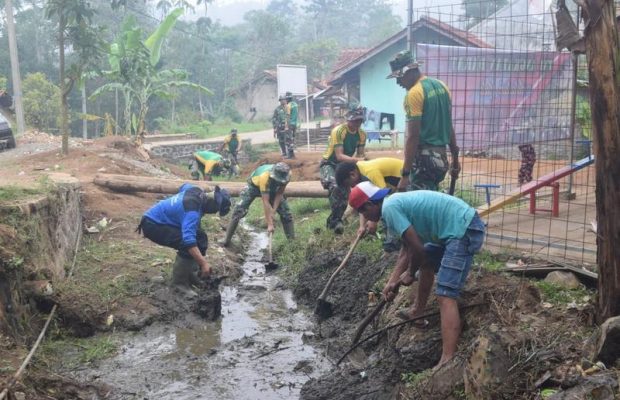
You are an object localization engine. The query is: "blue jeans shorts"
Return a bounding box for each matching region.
[422,213,486,299]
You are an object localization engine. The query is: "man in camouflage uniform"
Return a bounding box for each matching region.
[285,91,298,159]
[272,96,288,157]
[320,106,367,234]
[189,150,230,181]
[219,128,240,178]
[387,51,460,192]
[223,162,295,246]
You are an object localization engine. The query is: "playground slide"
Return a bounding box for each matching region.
[477,155,595,217]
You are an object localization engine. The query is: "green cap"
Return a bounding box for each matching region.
[346,106,365,121]
[387,51,422,79]
[270,162,291,184]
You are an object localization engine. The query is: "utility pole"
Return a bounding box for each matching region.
[5,0,26,135]
[407,0,414,54]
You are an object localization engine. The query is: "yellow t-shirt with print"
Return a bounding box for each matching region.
[322,123,367,163]
[356,158,404,190]
[403,76,453,146]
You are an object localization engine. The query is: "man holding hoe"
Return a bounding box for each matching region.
[348,181,485,368]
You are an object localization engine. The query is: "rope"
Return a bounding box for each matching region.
[336,302,486,366]
[0,227,82,399]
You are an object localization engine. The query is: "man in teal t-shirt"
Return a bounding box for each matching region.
[348,182,485,369]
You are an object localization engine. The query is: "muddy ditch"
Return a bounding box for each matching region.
[64,230,331,399]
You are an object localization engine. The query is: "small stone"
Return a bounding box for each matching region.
[150,275,166,284]
[544,271,581,289]
[97,167,107,172]
[17,171,25,176]
[14,393,25,400]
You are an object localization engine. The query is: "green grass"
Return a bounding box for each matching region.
[38,335,118,368]
[244,197,345,283]
[0,185,44,202]
[535,281,593,306]
[160,119,272,139]
[401,370,432,388]
[473,250,505,272]
[58,234,174,306]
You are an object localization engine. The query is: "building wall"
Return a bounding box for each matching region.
[359,31,468,133]
[360,40,407,132]
[233,81,279,121]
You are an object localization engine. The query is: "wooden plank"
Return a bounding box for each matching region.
[477,155,595,217]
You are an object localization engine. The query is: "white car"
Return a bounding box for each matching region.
[0,113,16,150]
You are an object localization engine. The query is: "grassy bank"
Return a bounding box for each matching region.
[244,197,383,283]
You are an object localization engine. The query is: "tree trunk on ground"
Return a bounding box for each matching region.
[59,13,69,155]
[583,0,620,321]
[93,173,328,198]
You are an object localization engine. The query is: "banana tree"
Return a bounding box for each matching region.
[91,8,212,137]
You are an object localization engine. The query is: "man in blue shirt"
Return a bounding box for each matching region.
[137,184,231,297]
[348,182,485,369]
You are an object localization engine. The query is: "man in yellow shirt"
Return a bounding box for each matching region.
[335,157,403,247]
[387,51,460,192]
[223,162,294,246]
[320,106,367,234]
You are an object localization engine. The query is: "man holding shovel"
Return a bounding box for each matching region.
[137,184,231,298]
[349,182,485,368]
[222,162,295,246]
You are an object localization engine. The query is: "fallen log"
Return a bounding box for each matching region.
[93,173,328,198]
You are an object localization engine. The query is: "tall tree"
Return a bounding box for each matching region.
[581,0,620,321]
[45,0,104,154]
[4,0,26,134]
[91,9,212,138]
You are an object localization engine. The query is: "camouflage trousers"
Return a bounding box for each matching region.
[276,128,287,155]
[320,161,349,229]
[286,125,296,153]
[407,147,449,191]
[231,183,293,223]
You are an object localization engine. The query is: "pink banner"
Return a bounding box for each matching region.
[417,44,573,151]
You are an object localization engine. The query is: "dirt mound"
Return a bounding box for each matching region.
[295,241,598,399]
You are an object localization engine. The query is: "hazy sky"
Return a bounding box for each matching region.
[181,0,467,26]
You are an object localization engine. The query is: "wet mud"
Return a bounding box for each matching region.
[71,231,330,399]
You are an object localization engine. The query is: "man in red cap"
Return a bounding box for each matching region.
[348,181,485,369]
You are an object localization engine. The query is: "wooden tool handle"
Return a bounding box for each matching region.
[316,231,364,301]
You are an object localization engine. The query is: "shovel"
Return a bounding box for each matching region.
[265,231,280,271]
[352,277,404,344]
[314,231,364,320]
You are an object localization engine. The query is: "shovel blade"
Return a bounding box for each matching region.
[314,298,333,320]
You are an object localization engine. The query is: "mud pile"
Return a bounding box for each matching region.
[294,246,604,400]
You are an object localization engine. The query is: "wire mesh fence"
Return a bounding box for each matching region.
[410,1,596,268]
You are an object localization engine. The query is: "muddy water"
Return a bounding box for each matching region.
[78,231,330,399]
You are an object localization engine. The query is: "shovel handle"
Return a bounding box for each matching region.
[268,231,273,262]
[352,279,403,344]
[316,231,364,301]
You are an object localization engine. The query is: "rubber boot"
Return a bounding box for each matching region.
[279,141,287,157]
[223,216,241,247]
[188,261,203,287]
[287,148,296,160]
[282,219,295,240]
[171,256,198,298]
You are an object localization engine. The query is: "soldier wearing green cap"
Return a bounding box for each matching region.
[320,105,367,234]
[272,95,288,157]
[223,162,295,246]
[285,91,298,159]
[219,128,240,177]
[387,51,460,192]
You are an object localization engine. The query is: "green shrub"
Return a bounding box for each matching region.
[22,73,61,131]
